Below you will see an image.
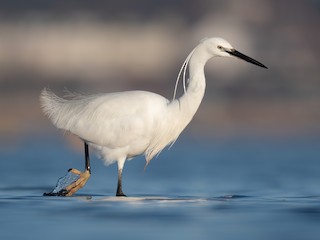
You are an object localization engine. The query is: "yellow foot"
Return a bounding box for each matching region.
[64,169,91,196]
[44,168,91,197]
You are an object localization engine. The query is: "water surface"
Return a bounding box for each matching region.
[0,135,319,239]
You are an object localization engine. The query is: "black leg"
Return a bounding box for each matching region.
[44,142,91,197]
[116,169,126,197]
[84,142,91,173]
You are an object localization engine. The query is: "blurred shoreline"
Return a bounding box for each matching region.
[1,92,319,141]
[0,0,319,142]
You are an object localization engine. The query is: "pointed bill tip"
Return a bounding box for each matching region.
[258,62,268,69]
[258,63,268,69]
[227,49,268,69]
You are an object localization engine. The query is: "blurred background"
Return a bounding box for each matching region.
[0,0,319,142]
[1,2,320,239]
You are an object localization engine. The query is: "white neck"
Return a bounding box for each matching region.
[177,44,212,120]
[150,43,213,156]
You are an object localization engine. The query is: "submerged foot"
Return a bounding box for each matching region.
[44,168,91,197]
[116,192,127,197]
[116,186,127,197]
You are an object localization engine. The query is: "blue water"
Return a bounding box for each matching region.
[0,135,319,240]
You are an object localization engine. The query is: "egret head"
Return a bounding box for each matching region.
[201,37,268,68]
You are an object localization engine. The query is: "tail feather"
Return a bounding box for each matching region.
[40,88,63,118]
[40,88,72,130]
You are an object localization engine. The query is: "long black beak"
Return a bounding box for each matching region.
[227,49,268,69]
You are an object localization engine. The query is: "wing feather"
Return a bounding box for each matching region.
[40,88,169,149]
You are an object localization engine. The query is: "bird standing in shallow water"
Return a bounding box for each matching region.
[40,37,267,197]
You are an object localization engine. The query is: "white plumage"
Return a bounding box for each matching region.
[41,90,189,165]
[40,37,267,196]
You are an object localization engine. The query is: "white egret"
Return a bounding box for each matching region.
[40,37,267,197]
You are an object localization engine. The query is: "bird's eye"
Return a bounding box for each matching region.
[217,45,223,50]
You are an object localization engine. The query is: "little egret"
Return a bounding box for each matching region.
[40,37,267,197]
